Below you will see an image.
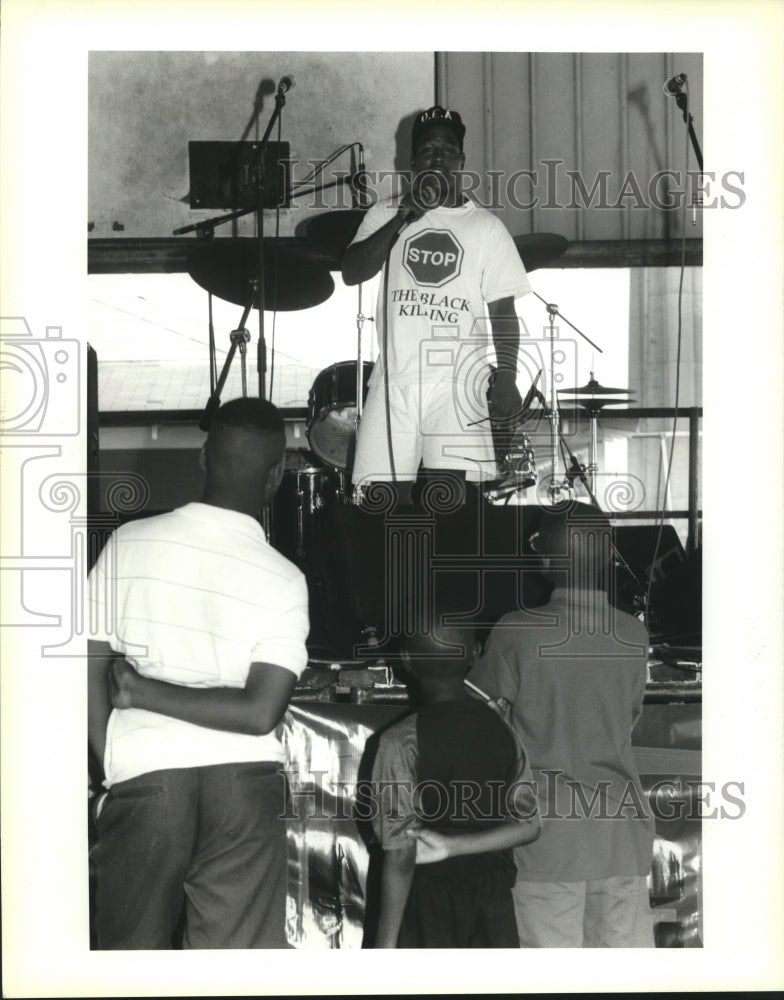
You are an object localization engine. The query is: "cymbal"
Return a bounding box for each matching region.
[558,377,634,396]
[561,396,634,411]
[513,233,568,271]
[187,239,335,312]
[296,210,367,266]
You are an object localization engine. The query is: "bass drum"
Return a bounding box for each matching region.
[307,360,374,470]
[268,456,344,568]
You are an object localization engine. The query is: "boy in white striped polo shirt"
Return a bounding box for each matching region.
[88,398,309,949]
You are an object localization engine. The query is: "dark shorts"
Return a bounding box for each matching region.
[397,854,519,949]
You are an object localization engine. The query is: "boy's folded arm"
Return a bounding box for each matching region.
[374,841,417,948]
[108,656,297,736]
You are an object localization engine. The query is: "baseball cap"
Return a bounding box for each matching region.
[411,105,466,152]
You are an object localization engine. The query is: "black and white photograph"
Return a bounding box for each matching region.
[1,1,782,996]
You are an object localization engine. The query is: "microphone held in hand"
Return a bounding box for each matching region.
[412,170,448,210]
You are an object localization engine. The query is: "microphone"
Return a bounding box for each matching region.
[277,74,295,95]
[663,73,686,96]
[413,170,446,210]
[350,143,370,209]
[420,174,442,208]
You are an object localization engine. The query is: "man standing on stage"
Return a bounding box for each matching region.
[343,105,532,504]
[88,398,309,949]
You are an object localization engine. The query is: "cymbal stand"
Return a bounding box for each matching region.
[347,278,375,505]
[252,83,293,400]
[355,282,374,423]
[199,284,256,432]
[586,388,601,496]
[533,291,604,504]
[543,301,571,504]
[580,392,635,496]
[559,432,649,618]
[573,380,635,497]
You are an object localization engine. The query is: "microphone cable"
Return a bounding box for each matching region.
[267,109,284,399]
[381,228,401,488]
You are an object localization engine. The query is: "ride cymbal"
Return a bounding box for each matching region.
[187,238,335,311]
[513,233,569,271]
[296,210,367,266]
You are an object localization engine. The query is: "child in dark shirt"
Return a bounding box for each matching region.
[370,607,540,948]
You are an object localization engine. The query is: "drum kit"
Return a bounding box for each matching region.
[557,375,636,496]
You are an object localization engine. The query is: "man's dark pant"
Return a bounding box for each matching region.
[92,762,288,949]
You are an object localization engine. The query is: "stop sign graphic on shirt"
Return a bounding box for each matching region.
[402,229,464,287]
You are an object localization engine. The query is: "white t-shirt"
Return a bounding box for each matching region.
[351,197,532,385]
[88,502,309,786]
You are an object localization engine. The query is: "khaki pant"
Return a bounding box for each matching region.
[512,875,654,947]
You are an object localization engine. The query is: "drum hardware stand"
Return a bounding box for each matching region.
[349,280,375,505]
[354,282,374,425]
[533,291,603,505]
[561,378,636,498]
[199,285,256,431]
[586,389,601,496]
[558,433,650,622]
[483,372,544,504]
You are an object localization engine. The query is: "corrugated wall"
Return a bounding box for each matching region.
[438,52,703,241]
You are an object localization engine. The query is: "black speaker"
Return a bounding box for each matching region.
[614,524,686,585]
[613,525,699,642]
[188,141,291,210]
[321,500,551,657]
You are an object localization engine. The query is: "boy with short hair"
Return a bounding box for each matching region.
[469,502,656,948]
[88,398,309,949]
[369,602,540,948]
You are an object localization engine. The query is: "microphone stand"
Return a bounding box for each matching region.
[253,83,291,399]
[670,79,703,171]
[177,83,291,407]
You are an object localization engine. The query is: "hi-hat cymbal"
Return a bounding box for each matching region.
[558,377,635,396]
[296,210,367,266]
[513,233,569,271]
[188,239,335,311]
